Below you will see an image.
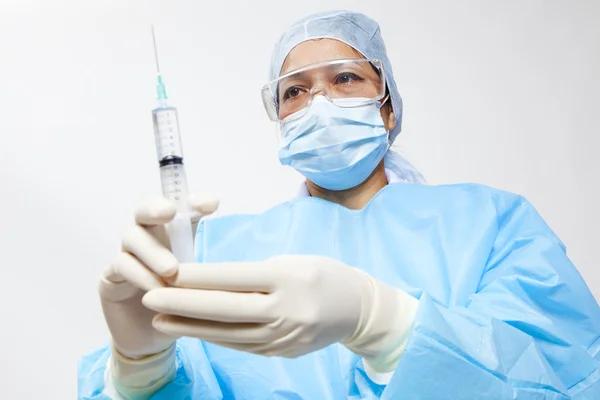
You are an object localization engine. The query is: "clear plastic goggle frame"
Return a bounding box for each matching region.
[261,58,386,122]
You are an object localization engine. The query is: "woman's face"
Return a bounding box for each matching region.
[280,38,396,131]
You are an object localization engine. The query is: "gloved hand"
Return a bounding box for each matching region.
[142,255,419,374]
[99,193,219,398]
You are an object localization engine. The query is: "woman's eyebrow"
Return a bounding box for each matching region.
[325,62,371,74]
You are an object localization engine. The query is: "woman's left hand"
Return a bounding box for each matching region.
[142,255,418,372]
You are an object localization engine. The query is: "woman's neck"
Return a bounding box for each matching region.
[306,161,388,210]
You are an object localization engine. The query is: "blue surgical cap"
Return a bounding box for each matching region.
[269,10,404,144]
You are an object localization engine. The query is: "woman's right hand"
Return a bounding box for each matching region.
[99,194,219,360]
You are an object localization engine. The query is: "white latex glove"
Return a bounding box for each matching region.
[142,255,418,374]
[99,193,219,398]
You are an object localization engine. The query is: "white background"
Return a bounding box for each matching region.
[0,0,598,398]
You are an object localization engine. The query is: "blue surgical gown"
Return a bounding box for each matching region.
[79,183,600,399]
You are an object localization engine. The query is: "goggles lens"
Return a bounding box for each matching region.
[261,59,386,122]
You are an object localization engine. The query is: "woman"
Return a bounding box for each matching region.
[79,10,600,399]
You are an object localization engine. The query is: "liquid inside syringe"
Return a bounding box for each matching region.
[152,107,189,205]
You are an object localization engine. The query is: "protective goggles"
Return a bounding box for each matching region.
[261,58,387,122]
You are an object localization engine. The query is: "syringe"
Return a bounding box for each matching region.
[150,25,194,262]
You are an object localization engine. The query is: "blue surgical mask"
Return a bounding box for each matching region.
[278,96,390,191]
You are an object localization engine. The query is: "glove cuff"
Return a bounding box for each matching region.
[109,342,177,400]
[342,271,418,373]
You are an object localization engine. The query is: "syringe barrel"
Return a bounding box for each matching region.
[167,210,194,263]
[159,162,194,262]
[158,160,189,207]
[152,106,195,262]
[152,106,184,160]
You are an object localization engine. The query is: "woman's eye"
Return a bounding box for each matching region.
[283,86,303,100]
[336,72,362,84]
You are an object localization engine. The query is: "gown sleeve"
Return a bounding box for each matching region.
[78,337,223,399]
[378,193,600,400]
